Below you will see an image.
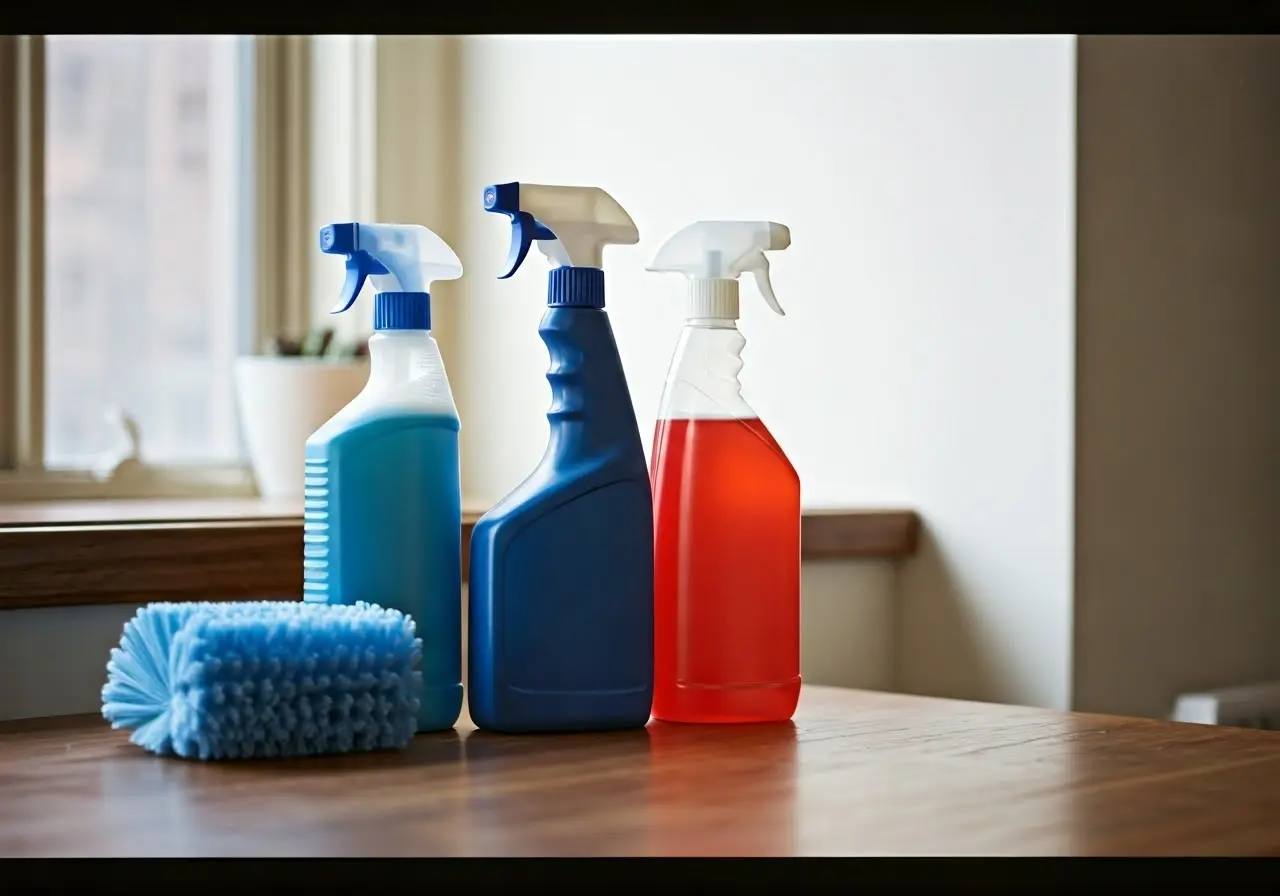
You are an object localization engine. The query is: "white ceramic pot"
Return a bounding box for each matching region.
[233,356,368,498]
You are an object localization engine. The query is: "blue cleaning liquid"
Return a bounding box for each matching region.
[304,412,462,733]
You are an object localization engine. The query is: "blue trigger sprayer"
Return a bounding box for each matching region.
[467,182,654,734]
[304,221,465,733]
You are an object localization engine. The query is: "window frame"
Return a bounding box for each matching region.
[0,35,314,501]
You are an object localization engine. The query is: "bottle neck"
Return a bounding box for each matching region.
[539,306,644,464]
[548,266,606,309]
[367,329,440,389]
[670,324,747,369]
[658,323,754,421]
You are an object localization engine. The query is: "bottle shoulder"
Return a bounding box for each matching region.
[308,336,459,446]
[654,415,797,481]
[475,463,651,535]
[307,403,459,451]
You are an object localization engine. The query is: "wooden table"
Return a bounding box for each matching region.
[1,685,1278,857]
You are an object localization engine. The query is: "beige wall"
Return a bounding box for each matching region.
[1074,36,1280,718]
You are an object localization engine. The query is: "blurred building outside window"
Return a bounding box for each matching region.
[43,35,251,470]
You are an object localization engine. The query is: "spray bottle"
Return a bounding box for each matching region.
[646,220,800,723]
[304,221,465,733]
[468,182,653,733]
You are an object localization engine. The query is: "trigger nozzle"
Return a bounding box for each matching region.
[329,250,389,315]
[497,211,558,279]
[767,223,792,251]
[499,213,535,280]
[319,223,357,256]
[749,252,786,317]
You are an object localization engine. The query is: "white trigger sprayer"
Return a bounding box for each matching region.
[646,221,791,322]
[482,182,639,278]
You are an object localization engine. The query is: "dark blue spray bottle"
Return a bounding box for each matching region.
[468,182,654,733]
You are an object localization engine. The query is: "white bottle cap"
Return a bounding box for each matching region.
[647,221,790,323]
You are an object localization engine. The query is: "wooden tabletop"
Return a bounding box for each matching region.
[1,685,1278,857]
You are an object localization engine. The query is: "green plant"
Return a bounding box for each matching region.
[266,328,369,359]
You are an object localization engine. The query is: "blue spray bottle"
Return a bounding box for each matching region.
[468,182,654,733]
[304,222,465,733]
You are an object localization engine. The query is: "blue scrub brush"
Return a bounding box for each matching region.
[102,600,423,760]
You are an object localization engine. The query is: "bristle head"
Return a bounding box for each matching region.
[102,600,422,760]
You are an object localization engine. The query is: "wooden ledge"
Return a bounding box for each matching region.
[0,499,919,611]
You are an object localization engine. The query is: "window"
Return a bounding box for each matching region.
[0,35,314,500]
[44,35,248,469]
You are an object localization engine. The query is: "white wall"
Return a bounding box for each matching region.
[451,36,1077,710]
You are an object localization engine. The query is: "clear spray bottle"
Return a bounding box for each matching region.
[646,220,801,723]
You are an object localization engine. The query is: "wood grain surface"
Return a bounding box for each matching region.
[1,685,1277,857]
[0,500,919,610]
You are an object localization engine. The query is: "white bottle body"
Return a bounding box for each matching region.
[310,329,458,438]
[303,328,464,733]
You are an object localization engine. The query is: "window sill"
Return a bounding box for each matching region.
[0,464,258,502]
[0,499,920,611]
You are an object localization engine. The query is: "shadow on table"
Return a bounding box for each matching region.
[113,728,469,776]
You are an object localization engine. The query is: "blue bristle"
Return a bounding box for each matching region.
[102,601,423,760]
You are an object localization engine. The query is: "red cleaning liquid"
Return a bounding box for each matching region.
[651,416,801,723]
